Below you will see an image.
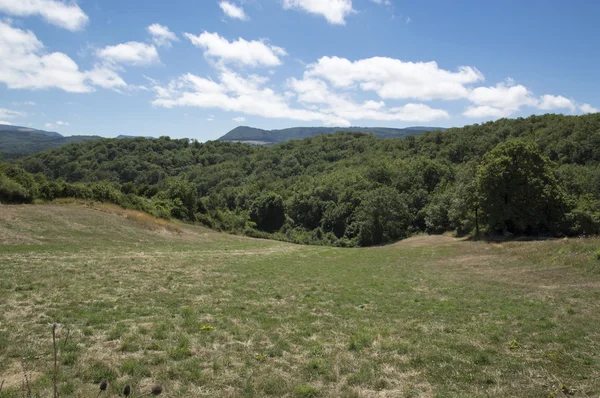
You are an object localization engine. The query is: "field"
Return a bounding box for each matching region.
[1,203,600,397]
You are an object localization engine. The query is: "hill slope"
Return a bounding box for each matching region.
[5,113,600,246]
[218,125,444,144]
[1,203,599,397]
[0,124,102,159]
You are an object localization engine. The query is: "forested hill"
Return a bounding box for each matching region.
[2,113,600,246]
[0,124,102,160]
[218,125,444,144]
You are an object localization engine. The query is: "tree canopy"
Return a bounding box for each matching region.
[1,113,600,246]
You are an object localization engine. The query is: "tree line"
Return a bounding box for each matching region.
[1,113,599,246]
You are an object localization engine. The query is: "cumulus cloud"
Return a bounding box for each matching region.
[0,21,126,93]
[96,42,160,66]
[184,31,286,67]
[149,40,590,125]
[305,56,484,101]
[0,0,88,31]
[282,0,354,25]
[151,65,450,127]
[537,95,576,112]
[580,103,598,114]
[233,116,246,122]
[219,1,247,20]
[289,77,449,122]
[147,23,178,47]
[152,70,349,126]
[463,82,538,118]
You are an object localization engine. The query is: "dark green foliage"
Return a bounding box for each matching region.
[476,140,566,234]
[1,113,600,245]
[250,193,286,232]
[354,187,411,246]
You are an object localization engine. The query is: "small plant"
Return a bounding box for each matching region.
[348,331,373,351]
[254,353,268,361]
[594,248,600,260]
[508,338,519,350]
[294,385,319,398]
[200,325,214,332]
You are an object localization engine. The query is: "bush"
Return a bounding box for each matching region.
[0,174,32,203]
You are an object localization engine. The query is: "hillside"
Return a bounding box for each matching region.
[218,125,444,144]
[0,124,102,159]
[1,203,600,397]
[3,113,600,247]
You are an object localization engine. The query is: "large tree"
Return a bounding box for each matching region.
[476,140,566,234]
[355,186,411,246]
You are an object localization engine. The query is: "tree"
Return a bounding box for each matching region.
[355,187,411,246]
[250,193,286,232]
[476,140,566,234]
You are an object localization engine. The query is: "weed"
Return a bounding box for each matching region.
[294,385,319,398]
[348,331,373,351]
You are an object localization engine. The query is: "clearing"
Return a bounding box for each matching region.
[0,203,599,397]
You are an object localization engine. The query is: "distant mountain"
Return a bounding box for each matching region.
[0,124,102,160]
[116,135,155,139]
[0,124,62,138]
[218,126,445,145]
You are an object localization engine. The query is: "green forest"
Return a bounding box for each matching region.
[1,113,599,246]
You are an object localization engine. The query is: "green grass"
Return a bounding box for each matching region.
[1,203,600,397]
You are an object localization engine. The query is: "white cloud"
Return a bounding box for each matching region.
[538,94,576,112]
[0,22,127,93]
[152,70,349,126]
[289,77,449,122]
[85,66,127,90]
[147,23,178,48]
[282,0,354,25]
[219,1,248,20]
[184,31,286,67]
[45,120,69,129]
[233,116,246,122]
[468,82,537,109]
[0,108,25,119]
[151,66,449,127]
[207,114,215,121]
[305,56,484,101]
[0,120,12,125]
[0,0,88,31]
[463,105,513,119]
[97,42,159,66]
[580,103,598,114]
[464,82,538,118]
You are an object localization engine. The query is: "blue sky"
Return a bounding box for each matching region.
[0,0,598,140]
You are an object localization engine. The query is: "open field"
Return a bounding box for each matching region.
[1,204,600,397]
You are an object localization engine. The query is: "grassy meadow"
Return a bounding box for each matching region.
[1,203,600,397]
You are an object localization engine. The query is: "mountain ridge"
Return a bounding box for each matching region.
[218,125,445,144]
[0,124,157,159]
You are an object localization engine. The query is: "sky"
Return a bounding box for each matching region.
[0,0,598,141]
